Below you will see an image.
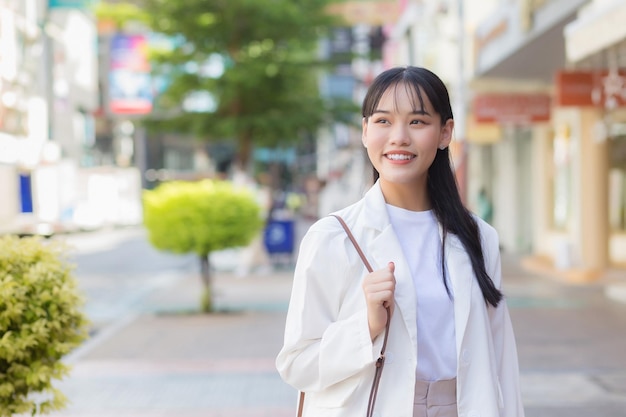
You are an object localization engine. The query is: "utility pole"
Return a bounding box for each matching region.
[455,0,468,204]
[41,2,54,144]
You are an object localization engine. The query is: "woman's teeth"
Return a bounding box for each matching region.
[386,154,413,161]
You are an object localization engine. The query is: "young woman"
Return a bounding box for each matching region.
[276,66,525,417]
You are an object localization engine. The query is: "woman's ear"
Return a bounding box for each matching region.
[362,117,368,148]
[439,119,454,149]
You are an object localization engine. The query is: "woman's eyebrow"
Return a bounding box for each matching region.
[372,109,431,116]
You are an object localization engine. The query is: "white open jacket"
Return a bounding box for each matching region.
[276,182,525,417]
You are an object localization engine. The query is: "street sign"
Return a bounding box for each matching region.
[49,0,95,9]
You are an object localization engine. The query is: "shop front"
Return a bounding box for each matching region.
[469,0,626,278]
[559,0,626,270]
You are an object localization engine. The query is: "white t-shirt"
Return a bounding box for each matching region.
[386,204,457,381]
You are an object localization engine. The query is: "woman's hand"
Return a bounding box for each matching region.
[362,262,396,340]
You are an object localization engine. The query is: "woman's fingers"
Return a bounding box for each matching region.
[362,262,396,339]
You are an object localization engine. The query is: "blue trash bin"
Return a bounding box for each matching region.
[263,219,295,255]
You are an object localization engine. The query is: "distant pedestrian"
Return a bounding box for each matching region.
[477,187,494,224]
[276,66,524,417]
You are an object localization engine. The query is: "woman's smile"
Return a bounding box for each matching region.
[385,151,416,162]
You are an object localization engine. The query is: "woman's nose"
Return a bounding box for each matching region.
[389,124,410,145]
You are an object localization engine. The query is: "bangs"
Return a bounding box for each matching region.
[362,66,453,122]
[398,82,426,114]
[372,81,428,115]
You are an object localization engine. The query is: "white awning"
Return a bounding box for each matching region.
[565,0,626,63]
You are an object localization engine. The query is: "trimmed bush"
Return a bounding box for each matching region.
[143,179,263,312]
[0,235,89,416]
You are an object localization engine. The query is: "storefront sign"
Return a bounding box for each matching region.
[473,93,551,124]
[555,70,626,108]
[108,34,153,115]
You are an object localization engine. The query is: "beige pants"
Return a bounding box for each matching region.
[413,378,458,417]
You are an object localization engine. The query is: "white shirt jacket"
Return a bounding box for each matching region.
[276,182,525,417]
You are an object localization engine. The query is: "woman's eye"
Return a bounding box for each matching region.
[375,118,389,124]
[410,120,424,125]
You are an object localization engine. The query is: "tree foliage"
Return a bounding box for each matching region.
[142,179,264,311]
[0,236,89,416]
[98,0,349,167]
[143,180,263,256]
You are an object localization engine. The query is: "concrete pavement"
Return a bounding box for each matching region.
[42,230,626,417]
[49,266,297,417]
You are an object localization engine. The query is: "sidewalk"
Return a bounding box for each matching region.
[46,248,626,417]
[520,253,626,304]
[50,261,298,417]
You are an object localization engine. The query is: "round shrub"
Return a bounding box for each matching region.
[143,179,264,312]
[0,235,89,416]
[143,179,263,256]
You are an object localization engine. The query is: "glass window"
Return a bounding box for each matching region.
[551,127,572,230]
[609,135,626,231]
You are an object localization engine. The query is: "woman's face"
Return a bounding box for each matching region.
[362,82,453,194]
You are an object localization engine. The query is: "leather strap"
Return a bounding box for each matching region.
[297,215,391,417]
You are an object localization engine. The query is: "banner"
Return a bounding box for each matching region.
[108,34,153,115]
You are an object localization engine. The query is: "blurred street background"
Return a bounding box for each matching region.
[2,0,626,416]
[45,224,626,417]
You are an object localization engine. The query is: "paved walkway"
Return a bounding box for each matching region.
[44,248,626,417]
[49,267,297,417]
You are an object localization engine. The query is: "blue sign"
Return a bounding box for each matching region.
[49,0,95,9]
[263,220,295,254]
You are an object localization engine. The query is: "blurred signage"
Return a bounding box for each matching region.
[49,0,95,8]
[555,70,626,108]
[473,93,551,124]
[327,1,399,26]
[108,34,153,115]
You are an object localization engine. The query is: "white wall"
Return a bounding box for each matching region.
[0,165,19,232]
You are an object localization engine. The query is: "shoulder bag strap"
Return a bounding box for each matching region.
[297,215,391,417]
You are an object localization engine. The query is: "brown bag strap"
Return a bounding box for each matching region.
[297,215,391,417]
[331,214,374,273]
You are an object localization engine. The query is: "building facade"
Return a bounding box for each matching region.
[471,0,625,277]
[0,0,141,235]
[377,0,625,278]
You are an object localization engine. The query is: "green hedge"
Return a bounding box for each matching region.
[0,235,89,416]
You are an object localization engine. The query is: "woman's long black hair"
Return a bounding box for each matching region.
[362,66,502,307]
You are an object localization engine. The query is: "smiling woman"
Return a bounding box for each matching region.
[276,66,525,417]
[361,80,453,210]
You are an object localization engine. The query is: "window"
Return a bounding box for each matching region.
[609,135,626,231]
[551,126,573,230]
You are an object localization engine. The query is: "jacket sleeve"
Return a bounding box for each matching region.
[276,220,379,392]
[484,227,526,417]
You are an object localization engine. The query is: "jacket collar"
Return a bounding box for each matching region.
[361,180,391,232]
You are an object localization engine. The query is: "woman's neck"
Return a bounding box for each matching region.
[379,180,431,212]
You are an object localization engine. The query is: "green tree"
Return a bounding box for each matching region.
[142,179,263,312]
[98,0,350,169]
[0,236,89,416]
